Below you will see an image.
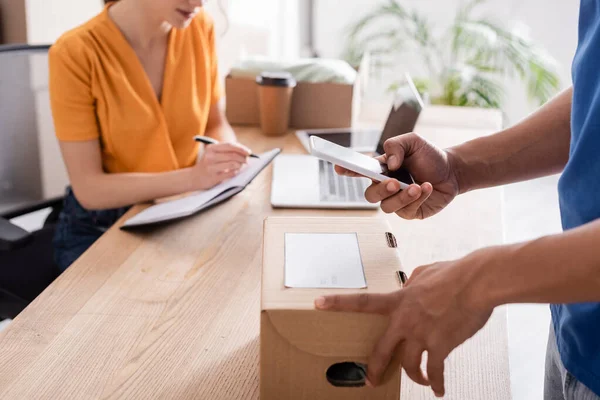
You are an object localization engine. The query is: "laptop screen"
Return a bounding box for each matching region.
[375,76,424,155]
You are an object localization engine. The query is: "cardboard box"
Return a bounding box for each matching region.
[226,56,369,130]
[261,217,403,400]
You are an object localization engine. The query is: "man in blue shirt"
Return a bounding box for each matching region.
[315,1,600,398]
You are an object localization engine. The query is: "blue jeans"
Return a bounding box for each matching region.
[545,324,600,400]
[53,187,130,272]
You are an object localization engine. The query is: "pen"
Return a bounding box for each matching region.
[194,135,260,158]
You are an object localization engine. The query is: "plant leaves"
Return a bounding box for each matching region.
[344,0,560,108]
[452,18,560,104]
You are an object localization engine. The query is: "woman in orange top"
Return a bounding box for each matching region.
[49,0,250,271]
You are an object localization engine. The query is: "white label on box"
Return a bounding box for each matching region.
[284,233,367,289]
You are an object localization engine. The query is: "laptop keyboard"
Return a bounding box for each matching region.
[318,160,370,203]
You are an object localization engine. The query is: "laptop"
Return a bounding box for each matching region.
[271,74,424,209]
[295,73,424,154]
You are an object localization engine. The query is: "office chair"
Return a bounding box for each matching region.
[0,44,62,320]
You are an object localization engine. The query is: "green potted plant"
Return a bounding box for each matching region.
[344,0,560,109]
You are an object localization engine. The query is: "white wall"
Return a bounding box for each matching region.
[225,0,300,60]
[25,0,102,44]
[205,0,271,82]
[315,0,579,125]
[22,0,281,65]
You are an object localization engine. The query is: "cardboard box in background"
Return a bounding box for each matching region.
[261,217,402,400]
[226,55,369,130]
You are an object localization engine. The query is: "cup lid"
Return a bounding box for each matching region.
[256,72,297,87]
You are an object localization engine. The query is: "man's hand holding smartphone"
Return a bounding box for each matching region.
[335,133,461,220]
[316,132,488,399]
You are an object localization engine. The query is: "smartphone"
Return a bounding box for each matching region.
[309,136,414,189]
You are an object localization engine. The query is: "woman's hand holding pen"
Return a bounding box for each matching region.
[190,142,251,190]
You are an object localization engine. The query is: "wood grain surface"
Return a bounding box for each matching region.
[0,108,511,399]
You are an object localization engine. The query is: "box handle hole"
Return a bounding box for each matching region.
[326,362,367,387]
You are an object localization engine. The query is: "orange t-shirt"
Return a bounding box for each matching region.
[49,5,222,173]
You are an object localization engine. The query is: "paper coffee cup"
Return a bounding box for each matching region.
[256,72,297,136]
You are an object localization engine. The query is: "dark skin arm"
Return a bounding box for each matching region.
[336,87,572,219]
[320,88,577,397]
[315,218,600,396]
